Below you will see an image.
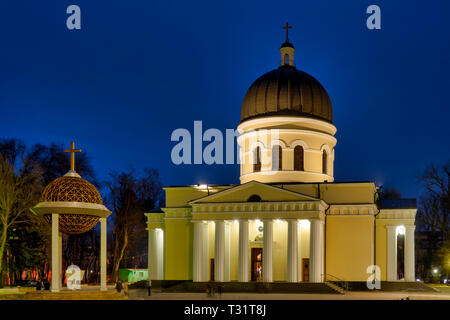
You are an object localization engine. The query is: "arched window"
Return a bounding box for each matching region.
[247,194,262,202]
[271,145,282,171]
[294,146,304,171]
[284,54,289,65]
[253,147,261,172]
[322,150,328,174]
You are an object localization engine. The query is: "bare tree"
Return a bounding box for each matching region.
[416,161,450,280]
[0,155,42,287]
[105,169,162,282]
[417,162,450,238]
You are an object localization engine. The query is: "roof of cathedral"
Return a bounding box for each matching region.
[240,65,333,124]
[378,199,417,209]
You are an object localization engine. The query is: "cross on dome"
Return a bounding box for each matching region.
[64,141,82,171]
[282,22,292,42]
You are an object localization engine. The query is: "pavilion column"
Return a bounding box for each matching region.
[404,225,416,282]
[59,232,63,287]
[51,213,60,292]
[309,219,324,283]
[214,220,225,282]
[262,219,273,282]
[287,219,298,282]
[192,221,204,282]
[238,220,249,282]
[100,217,107,291]
[386,225,398,281]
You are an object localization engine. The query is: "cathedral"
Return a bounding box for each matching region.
[146,26,417,284]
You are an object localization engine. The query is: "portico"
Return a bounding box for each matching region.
[181,182,327,283]
[189,217,323,283]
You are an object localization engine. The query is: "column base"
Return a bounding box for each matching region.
[100,287,108,292]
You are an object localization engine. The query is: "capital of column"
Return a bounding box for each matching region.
[405,225,416,231]
[309,218,324,224]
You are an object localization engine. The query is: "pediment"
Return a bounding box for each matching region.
[189,181,319,204]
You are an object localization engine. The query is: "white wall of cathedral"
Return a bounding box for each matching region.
[203,219,311,281]
[237,118,337,184]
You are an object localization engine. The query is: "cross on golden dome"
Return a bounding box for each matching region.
[64,141,82,171]
[282,22,292,42]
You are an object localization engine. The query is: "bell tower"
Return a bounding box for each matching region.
[280,22,294,66]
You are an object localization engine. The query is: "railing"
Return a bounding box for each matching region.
[325,274,350,291]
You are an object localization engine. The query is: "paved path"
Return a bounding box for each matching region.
[130,290,450,300]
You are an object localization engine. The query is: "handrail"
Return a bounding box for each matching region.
[325,274,350,291]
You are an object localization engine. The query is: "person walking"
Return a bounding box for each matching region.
[147,279,152,296]
[115,280,123,293]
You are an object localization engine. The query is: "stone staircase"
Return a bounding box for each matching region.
[325,282,346,294]
[330,281,436,292]
[158,281,341,294]
[378,281,437,292]
[0,289,127,300]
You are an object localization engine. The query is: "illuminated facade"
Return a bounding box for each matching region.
[146,31,417,284]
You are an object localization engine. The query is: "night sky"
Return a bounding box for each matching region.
[1,0,449,199]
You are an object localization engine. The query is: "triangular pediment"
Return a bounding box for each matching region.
[189,181,319,204]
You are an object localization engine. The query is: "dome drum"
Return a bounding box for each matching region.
[238,34,336,184]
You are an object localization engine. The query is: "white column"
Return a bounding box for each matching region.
[404,225,416,282]
[386,225,398,281]
[238,220,249,282]
[263,219,273,282]
[309,219,324,283]
[59,232,62,286]
[224,222,230,282]
[192,221,204,282]
[100,217,107,291]
[148,228,164,280]
[214,220,225,281]
[287,219,298,282]
[202,222,209,281]
[297,222,302,281]
[51,214,60,292]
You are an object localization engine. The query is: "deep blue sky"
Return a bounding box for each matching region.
[1,0,449,198]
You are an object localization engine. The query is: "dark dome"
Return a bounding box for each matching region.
[240,65,332,123]
[281,41,294,48]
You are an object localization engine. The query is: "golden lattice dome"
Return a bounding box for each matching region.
[41,172,102,204]
[40,171,103,234]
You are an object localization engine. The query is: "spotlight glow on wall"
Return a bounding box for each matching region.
[396,225,405,236]
[299,220,310,229]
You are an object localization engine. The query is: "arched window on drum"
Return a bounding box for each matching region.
[271,145,282,171]
[294,145,304,171]
[253,147,261,172]
[322,150,328,175]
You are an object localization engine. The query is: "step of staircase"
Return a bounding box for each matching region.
[160,281,341,294]
[324,282,346,294]
[333,281,437,292]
